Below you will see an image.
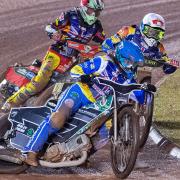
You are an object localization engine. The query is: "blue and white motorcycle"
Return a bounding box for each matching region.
[0,78,155,179]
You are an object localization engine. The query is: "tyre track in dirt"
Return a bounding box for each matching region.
[0,0,180,179]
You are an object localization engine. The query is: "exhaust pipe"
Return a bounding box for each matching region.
[39,150,88,168]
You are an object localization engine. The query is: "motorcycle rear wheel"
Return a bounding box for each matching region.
[0,114,28,174]
[34,82,72,106]
[33,84,55,106]
[0,113,11,138]
[111,106,139,179]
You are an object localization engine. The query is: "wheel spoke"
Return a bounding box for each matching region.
[115,113,134,172]
[111,107,139,179]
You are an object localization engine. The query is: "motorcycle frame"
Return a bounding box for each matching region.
[95,78,132,145]
[110,84,154,146]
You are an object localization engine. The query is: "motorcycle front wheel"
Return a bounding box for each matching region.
[111,106,139,179]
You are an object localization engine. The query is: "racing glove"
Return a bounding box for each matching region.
[141,83,156,92]
[161,56,177,74]
[146,84,157,92]
[163,64,177,74]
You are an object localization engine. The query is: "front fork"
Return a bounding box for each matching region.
[111,90,154,145]
[112,91,131,145]
[133,92,154,128]
[112,103,131,145]
[113,90,118,144]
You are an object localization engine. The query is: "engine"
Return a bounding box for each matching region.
[43,134,91,162]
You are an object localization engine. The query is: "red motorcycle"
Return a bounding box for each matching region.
[0,40,102,108]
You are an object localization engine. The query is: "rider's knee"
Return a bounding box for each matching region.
[43,50,61,70]
[50,111,65,129]
[50,106,71,129]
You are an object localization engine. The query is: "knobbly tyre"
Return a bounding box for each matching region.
[0,40,101,109]
[0,77,156,179]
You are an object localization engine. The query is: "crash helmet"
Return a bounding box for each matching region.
[79,0,105,25]
[140,13,165,47]
[115,40,144,78]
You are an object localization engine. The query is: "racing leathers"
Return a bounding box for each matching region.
[23,54,144,153]
[102,25,177,74]
[2,8,105,110]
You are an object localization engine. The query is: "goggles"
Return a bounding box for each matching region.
[143,25,165,41]
[120,56,144,71]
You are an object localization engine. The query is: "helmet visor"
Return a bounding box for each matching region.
[120,56,144,70]
[86,7,101,17]
[143,25,165,41]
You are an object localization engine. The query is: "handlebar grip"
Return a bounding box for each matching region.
[141,83,156,92]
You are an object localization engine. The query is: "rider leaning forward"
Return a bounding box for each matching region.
[1,0,106,112]
[22,40,146,166]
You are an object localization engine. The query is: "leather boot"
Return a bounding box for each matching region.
[24,152,38,167]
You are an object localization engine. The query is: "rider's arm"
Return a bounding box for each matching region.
[101,26,136,53]
[70,56,108,78]
[45,11,69,39]
[158,43,177,74]
[143,43,177,74]
[144,57,177,73]
[143,59,162,67]
[91,20,106,44]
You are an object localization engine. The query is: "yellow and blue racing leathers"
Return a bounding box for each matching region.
[24,55,144,153]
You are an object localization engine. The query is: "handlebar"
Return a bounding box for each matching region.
[60,76,157,94]
[89,77,157,94]
[144,58,180,68]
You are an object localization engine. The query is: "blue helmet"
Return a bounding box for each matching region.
[115,40,144,77]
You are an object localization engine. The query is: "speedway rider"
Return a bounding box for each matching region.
[2,0,106,111]
[102,13,177,74]
[21,40,149,166]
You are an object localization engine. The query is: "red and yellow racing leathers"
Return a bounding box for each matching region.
[3,8,105,110]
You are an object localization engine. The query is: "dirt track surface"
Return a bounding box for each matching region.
[0,0,180,179]
[0,140,180,180]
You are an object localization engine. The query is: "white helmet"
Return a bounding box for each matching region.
[140,13,165,47]
[79,0,105,25]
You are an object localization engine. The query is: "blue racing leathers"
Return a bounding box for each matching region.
[24,55,144,153]
[102,25,177,74]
